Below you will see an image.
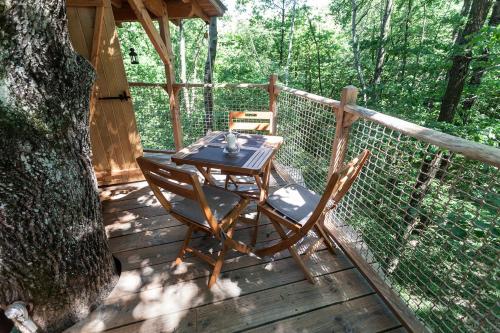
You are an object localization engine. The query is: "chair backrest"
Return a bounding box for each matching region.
[136,156,219,232]
[265,150,370,253]
[229,111,273,134]
[299,149,371,235]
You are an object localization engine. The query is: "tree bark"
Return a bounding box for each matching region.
[461,0,499,115]
[179,20,190,113]
[0,1,117,332]
[204,17,217,133]
[438,0,492,123]
[372,0,394,93]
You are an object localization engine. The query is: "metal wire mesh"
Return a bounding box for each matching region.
[275,90,498,333]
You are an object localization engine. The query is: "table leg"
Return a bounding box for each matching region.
[262,160,273,200]
[196,166,217,185]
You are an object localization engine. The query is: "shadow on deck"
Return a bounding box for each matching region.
[65,156,406,333]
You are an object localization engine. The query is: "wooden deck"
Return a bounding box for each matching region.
[65,161,406,333]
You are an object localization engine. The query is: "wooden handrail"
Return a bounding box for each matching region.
[276,83,499,168]
[128,82,269,89]
[127,81,500,167]
[345,104,500,168]
[276,84,341,108]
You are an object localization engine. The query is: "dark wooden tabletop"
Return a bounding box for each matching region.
[171,132,283,175]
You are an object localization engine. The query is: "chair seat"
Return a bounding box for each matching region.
[266,184,320,226]
[171,185,241,228]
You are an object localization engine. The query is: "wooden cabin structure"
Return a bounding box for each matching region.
[66,0,225,185]
[62,1,500,333]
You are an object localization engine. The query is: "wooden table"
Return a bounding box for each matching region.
[171,131,283,202]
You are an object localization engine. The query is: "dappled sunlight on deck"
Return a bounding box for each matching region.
[63,179,404,332]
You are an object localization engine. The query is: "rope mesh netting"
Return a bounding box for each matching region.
[130,86,172,149]
[130,85,269,149]
[129,84,498,333]
[333,119,499,333]
[276,90,499,333]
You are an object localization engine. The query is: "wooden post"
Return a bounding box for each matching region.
[88,4,105,122]
[268,74,279,135]
[127,0,183,151]
[159,15,183,151]
[328,86,359,176]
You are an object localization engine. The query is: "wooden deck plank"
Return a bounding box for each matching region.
[194,268,373,333]
[106,214,180,238]
[64,182,403,333]
[244,294,401,333]
[109,215,268,253]
[103,205,172,225]
[104,310,196,333]
[109,243,339,299]
[114,222,279,271]
[65,249,354,332]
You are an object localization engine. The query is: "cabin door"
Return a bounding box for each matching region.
[67,3,144,185]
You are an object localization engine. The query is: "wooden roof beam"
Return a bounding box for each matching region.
[127,0,172,67]
[67,0,108,7]
[183,0,209,22]
[143,0,167,17]
[110,0,123,7]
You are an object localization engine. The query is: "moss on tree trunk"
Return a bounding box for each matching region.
[0,1,118,332]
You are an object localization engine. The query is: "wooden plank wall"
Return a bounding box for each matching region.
[67,2,144,185]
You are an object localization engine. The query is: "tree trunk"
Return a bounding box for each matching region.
[452,0,473,43]
[350,0,367,102]
[284,0,297,85]
[372,0,394,96]
[411,2,426,88]
[461,0,499,116]
[189,25,205,108]
[438,0,492,123]
[179,20,190,113]
[307,15,323,95]
[399,0,413,80]
[279,0,286,67]
[0,2,117,332]
[204,17,217,133]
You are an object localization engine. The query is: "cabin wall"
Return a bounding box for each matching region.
[67,3,144,185]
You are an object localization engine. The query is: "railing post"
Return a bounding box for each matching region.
[328,85,360,176]
[158,14,183,151]
[268,74,279,135]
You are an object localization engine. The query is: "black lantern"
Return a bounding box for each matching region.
[129,48,139,65]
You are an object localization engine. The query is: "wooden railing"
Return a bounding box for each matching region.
[128,79,499,333]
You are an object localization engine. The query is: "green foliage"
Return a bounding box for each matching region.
[115,2,499,332]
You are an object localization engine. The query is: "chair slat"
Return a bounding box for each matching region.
[229,111,273,134]
[230,111,273,120]
[231,122,271,131]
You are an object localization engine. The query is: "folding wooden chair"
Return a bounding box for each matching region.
[222,111,274,197]
[137,156,251,288]
[254,150,370,283]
